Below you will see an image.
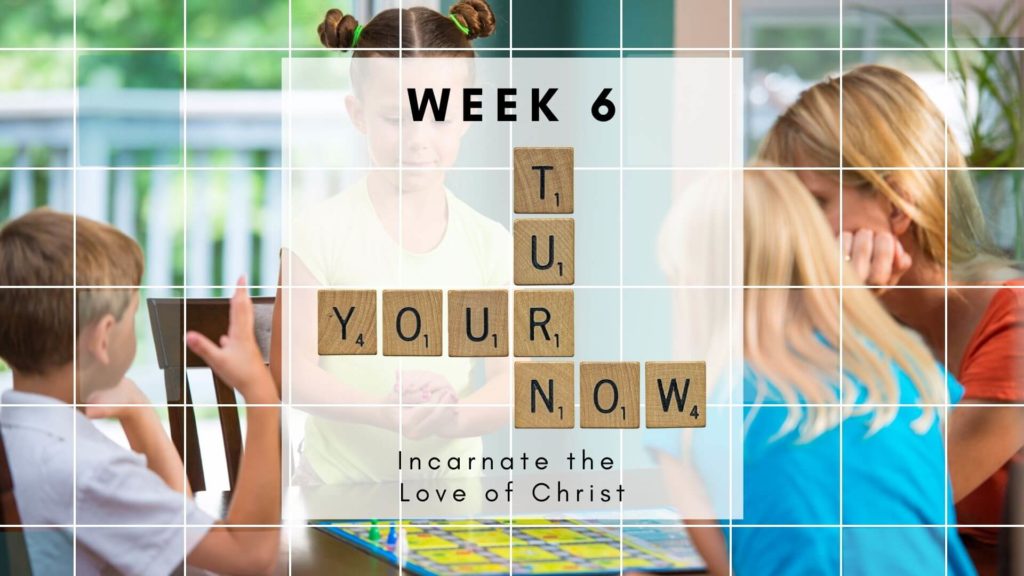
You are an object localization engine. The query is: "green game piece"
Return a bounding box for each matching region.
[368,520,381,542]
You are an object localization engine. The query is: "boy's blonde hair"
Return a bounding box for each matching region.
[759,64,1003,281]
[0,209,143,375]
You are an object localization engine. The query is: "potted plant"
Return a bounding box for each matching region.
[861,0,1023,258]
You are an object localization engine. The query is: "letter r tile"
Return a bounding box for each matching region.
[513,290,574,357]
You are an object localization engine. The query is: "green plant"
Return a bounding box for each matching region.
[859,0,1024,258]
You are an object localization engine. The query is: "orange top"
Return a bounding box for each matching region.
[956,279,1024,546]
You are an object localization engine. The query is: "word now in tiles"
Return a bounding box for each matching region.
[515,361,706,430]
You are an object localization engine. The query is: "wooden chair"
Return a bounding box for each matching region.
[0,428,32,575]
[147,297,275,492]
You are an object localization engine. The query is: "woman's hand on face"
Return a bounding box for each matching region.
[842,229,912,291]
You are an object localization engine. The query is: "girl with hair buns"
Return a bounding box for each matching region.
[270,1,511,486]
[760,64,1024,574]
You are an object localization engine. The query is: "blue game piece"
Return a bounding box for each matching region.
[387,526,398,546]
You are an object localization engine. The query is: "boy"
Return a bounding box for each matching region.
[0,208,281,575]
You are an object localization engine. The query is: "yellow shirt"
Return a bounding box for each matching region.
[289,179,510,483]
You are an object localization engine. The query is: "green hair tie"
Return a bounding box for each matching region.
[449,13,471,36]
[352,24,364,48]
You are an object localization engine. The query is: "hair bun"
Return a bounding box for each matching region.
[449,0,496,40]
[318,8,360,49]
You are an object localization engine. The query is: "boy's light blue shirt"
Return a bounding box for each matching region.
[647,359,977,576]
[0,390,215,575]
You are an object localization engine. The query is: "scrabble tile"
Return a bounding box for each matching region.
[317,290,377,355]
[514,147,574,214]
[448,290,509,357]
[645,362,706,428]
[382,290,442,356]
[514,362,574,428]
[580,362,640,429]
[513,290,574,357]
[513,218,575,286]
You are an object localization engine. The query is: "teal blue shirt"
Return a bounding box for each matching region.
[647,357,977,575]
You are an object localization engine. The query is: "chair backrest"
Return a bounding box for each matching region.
[1001,454,1023,576]
[0,427,32,575]
[147,296,275,492]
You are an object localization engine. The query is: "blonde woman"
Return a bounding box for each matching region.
[648,169,975,575]
[760,64,1024,574]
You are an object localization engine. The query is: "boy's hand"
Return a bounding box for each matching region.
[186,276,279,403]
[83,377,149,420]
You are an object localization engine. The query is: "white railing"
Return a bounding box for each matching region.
[1,90,284,293]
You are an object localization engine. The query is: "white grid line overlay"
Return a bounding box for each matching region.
[71,0,79,570]
[507,2,515,573]
[728,0,736,573]
[3,46,1024,52]
[181,0,189,569]
[4,166,1024,171]
[1,1,1020,574]
[839,3,846,574]
[287,0,294,574]
[944,0,951,573]
[618,1,626,574]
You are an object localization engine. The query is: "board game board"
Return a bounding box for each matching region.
[311,518,706,575]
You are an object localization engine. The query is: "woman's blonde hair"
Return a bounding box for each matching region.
[742,168,945,439]
[759,64,1002,281]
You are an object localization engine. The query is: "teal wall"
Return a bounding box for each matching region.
[443,0,674,50]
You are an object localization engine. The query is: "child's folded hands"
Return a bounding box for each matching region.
[374,370,459,439]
